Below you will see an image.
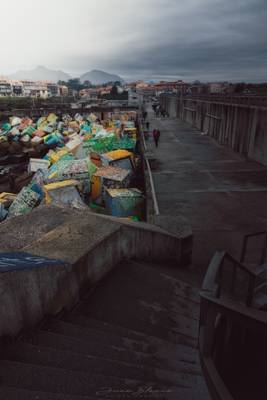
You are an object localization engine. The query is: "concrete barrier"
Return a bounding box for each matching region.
[160,94,267,167]
[0,206,188,338]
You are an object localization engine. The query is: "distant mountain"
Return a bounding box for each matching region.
[8,66,124,85]
[9,66,71,82]
[80,69,124,84]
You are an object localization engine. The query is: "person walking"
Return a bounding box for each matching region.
[146,121,150,130]
[153,129,160,147]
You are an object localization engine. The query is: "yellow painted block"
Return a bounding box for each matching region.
[44,180,79,191]
[0,192,16,202]
[104,149,133,161]
[91,175,101,201]
[47,113,58,123]
[50,149,69,164]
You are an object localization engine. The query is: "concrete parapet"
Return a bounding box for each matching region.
[0,205,190,338]
[160,95,267,167]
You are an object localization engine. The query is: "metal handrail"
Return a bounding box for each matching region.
[139,121,160,216]
[203,251,262,306]
[240,231,267,265]
[200,292,267,326]
[199,251,267,400]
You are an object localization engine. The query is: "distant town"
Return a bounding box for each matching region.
[1,71,267,103]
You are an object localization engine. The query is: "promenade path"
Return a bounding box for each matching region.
[146,105,267,278]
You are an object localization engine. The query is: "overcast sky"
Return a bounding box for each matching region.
[0,0,266,82]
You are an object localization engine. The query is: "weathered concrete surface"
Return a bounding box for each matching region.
[0,205,187,338]
[147,106,267,280]
[0,259,210,399]
[160,95,267,167]
[0,206,75,252]
[152,215,193,266]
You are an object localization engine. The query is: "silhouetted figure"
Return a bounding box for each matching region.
[146,121,150,130]
[153,129,160,147]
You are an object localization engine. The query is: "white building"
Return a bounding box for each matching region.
[209,83,225,94]
[21,81,49,98]
[127,89,143,107]
[0,78,12,96]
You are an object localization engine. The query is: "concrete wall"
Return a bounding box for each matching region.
[160,95,267,167]
[0,207,185,339]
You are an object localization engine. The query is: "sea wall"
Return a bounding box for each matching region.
[160,95,267,166]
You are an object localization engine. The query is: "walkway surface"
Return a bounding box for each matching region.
[146,105,267,277]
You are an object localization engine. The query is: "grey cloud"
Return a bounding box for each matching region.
[111,0,267,81]
[1,0,267,82]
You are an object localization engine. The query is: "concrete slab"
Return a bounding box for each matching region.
[146,107,267,278]
[0,204,190,337]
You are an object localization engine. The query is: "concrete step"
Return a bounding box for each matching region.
[45,317,199,364]
[132,262,201,298]
[62,314,200,370]
[63,314,199,360]
[61,311,197,352]
[0,386,96,400]
[0,385,210,400]
[1,341,201,386]
[86,261,200,321]
[73,262,199,346]
[118,260,200,305]
[0,360,196,400]
[76,297,198,346]
[20,330,201,388]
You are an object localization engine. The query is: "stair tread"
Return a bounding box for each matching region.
[80,261,200,312]
[0,260,209,400]
[76,299,198,345]
[21,330,201,380]
[45,319,199,361]
[0,386,95,400]
[64,314,197,347]
[0,385,209,400]
[62,314,199,360]
[0,360,205,399]
[74,262,199,345]
[67,260,200,348]
[123,260,200,302]
[2,341,201,385]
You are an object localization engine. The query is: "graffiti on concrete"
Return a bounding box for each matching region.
[0,252,66,272]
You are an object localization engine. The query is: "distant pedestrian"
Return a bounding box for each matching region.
[153,129,160,147]
[146,121,150,130]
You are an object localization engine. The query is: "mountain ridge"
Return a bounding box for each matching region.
[10,66,71,82]
[80,69,124,84]
[8,66,124,84]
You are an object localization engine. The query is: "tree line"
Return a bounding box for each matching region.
[57,79,123,91]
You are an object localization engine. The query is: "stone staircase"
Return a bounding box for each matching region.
[0,260,210,399]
